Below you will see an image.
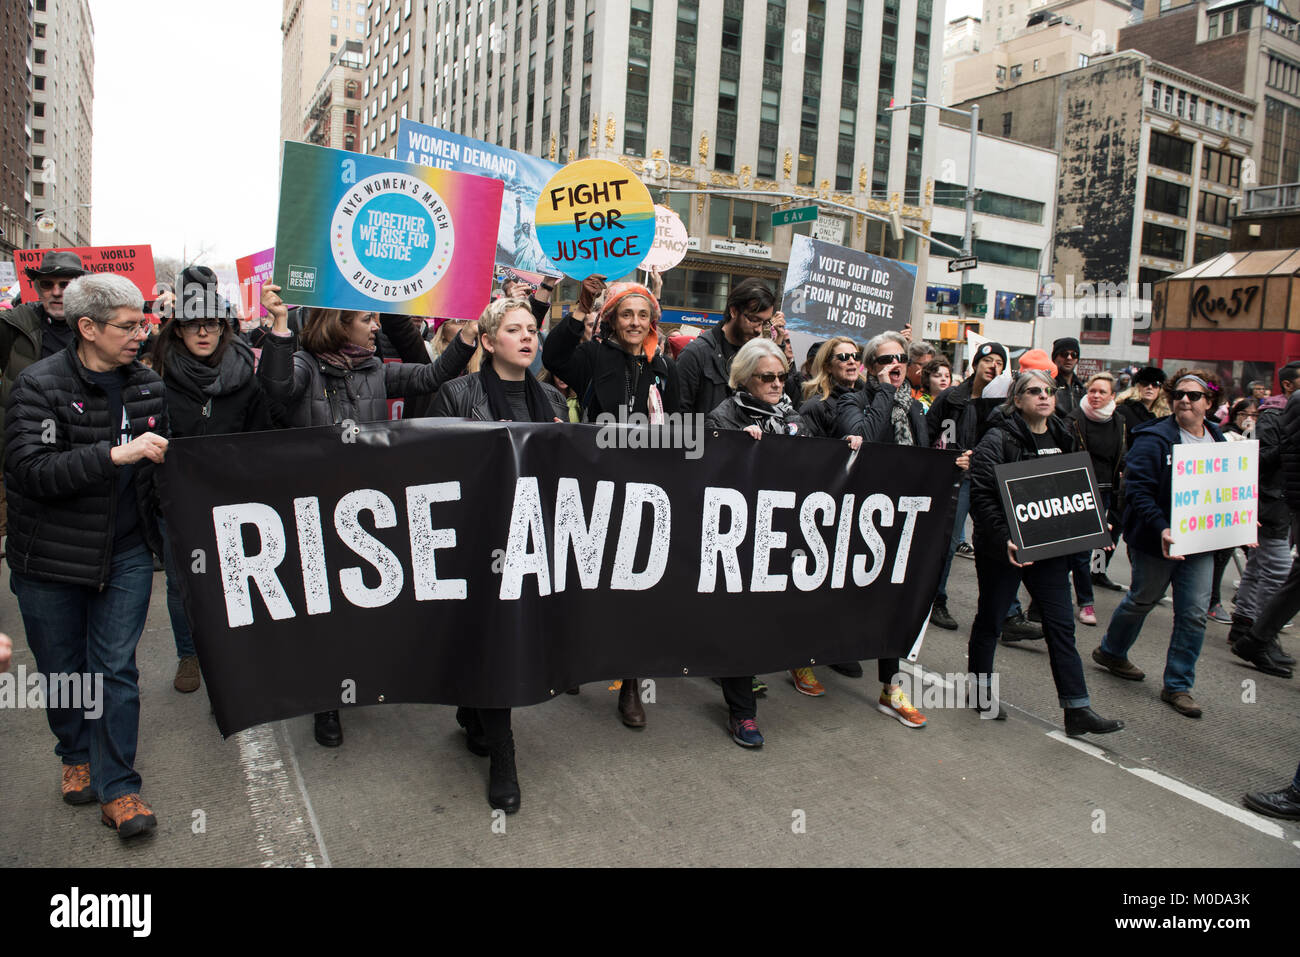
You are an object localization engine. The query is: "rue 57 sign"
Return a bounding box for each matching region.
[1189,282,1262,325]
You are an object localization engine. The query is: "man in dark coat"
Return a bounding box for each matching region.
[5,273,169,839]
[675,277,777,415]
[1051,336,1086,418]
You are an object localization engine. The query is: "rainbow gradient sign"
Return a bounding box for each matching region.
[273,142,504,319]
[534,159,656,280]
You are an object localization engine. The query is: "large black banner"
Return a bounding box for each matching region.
[161,420,959,736]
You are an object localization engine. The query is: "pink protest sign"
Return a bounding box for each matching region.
[236,247,275,319]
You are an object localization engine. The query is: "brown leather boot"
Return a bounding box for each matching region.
[618,678,646,728]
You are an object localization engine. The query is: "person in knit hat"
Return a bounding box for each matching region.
[542,275,681,732]
[1051,336,1085,418]
[1016,348,1058,381]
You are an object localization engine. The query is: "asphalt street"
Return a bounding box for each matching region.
[2,544,1297,867]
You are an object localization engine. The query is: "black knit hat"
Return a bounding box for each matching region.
[972,340,1007,369]
[1052,336,1081,358]
[174,265,239,322]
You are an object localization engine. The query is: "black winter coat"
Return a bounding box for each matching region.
[431,371,567,421]
[969,406,1077,563]
[542,315,680,419]
[1255,404,1290,538]
[4,347,168,587]
[834,379,928,445]
[1116,397,1157,445]
[1280,390,1300,513]
[925,377,1001,450]
[1053,372,1086,418]
[799,381,863,438]
[704,395,806,434]
[161,344,276,438]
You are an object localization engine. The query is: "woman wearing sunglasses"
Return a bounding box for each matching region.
[968,369,1125,735]
[1115,366,1169,442]
[797,337,863,438]
[828,331,936,726]
[1092,370,1227,719]
[151,281,278,694]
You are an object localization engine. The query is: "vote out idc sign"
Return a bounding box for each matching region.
[535,159,656,279]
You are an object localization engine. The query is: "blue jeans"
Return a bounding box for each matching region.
[969,552,1090,708]
[1100,548,1212,693]
[160,518,195,658]
[936,477,970,603]
[11,545,155,803]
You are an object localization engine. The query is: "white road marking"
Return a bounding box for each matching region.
[277,720,331,868]
[1126,767,1287,841]
[1046,730,1116,764]
[233,721,330,867]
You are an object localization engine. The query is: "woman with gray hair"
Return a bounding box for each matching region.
[967,369,1124,735]
[704,337,809,439]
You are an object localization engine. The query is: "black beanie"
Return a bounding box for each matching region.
[1052,336,1080,358]
[973,341,1007,369]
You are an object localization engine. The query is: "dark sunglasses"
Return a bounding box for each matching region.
[37,279,72,292]
[873,353,907,366]
[833,351,862,363]
[1058,350,1079,359]
[179,319,225,334]
[1023,385,1056,397]
[755,371,789,384]
[1170,389,1208,403]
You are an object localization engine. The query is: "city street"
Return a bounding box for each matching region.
[2,544,1296,868]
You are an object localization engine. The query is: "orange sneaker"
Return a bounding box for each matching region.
[790,667,826,696]
[61,763,94,805]
[100,794,157,840]
[877,687,927,728]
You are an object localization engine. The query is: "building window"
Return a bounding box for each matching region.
[708,197,774,243]
[1140,222,1186,260]
[1002,112,1012,136]
[1148,131,1194,173]
[994,291,1036,322]
[1194,233,1230,262]
[1145,177,1189,218]
[1080,314,1111,345]
[1201,147,1242,187]
[934,182,1044,223]
[1208,13,1219,39]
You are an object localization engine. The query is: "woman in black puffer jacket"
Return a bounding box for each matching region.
[151,303,277,695]
[968,369,1124,737]
[797,336,864,438]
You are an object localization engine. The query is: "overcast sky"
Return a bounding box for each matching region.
[89,0,282,268]
[948,0,983,19]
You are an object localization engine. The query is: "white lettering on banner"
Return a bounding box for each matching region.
[211,482,933,626]
[1013,491,1097,523]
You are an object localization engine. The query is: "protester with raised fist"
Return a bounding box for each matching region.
[431,297,567,815]
[5,273,170,839]
[1092,370,1226,718]
[257,283,476,747]
[797,337,863,438]
[924,340,1009,633]
[968,369,1124,736]
[676,277,776,415]
[543,278,678,728]
[151,272,277,694]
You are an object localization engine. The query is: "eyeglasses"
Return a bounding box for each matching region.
[754,371,789,384]
[873,353,907,366]
[101,320,151,337]
[833,351,862,363]
[179,319,225,334]
[1170,389,1208,403]
[1058,351,1079,359]
[1023,386,1056,397]
[37,279,72,292]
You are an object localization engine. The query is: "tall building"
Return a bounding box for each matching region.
[30,0,94,250]
[979,0,1141,44]
[282,0,366,145]
[357,0,428,157]
[941,15,982,105]
[0,0,32,257]
[1119,0,1300,186]
[956,49,1255,365]
[305,38,365,150]
[395,0,946,323]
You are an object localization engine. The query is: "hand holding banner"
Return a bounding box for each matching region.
[535,159,656,280]
[235,247,275,319]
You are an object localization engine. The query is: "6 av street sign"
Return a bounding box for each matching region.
[772,205,818,227]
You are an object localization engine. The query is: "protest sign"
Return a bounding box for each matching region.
[14,245,157,303]
[0,262,15,286]
[781,235,917,342]
[535,159,656,280]
[235,247,275,319]
[497,265,548,291]
[398,119,562,276]
[161,421,959,735]
[995,452,1112,562]
[273,141,503,320]
[1169,439,1259,556]
[639,204,689,272]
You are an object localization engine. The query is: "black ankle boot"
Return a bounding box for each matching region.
[455,707,489,756]
[1064,706,1124,737]
[1231,634,1295,678]
[314,710,342,747]
[1228,614,1253,647]
[488,735,521,814]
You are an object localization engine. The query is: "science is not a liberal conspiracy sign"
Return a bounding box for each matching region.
[272,141,502,319]
[1169,440,1259,556]
[994,452,1113,562]
[161,422,959,736]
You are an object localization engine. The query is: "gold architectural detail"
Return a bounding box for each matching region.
[739,164,753,188]
[753,179,780,192]
[901,204,924,219]
[783,150,793,177]
[711,171,740,187]
[867,199,891,214]
[698,133,709,163]
[652,148,665,160]
[605,114,617,148]
[696,195,705,214]
[856,215,864,237]
[670,164,697,179]
[590,116,598,149]
[858,165,867,191]
[549,134,557,162]
[831,193,855,206]
[794,185,815,197]
[567,149,575,163]
[818,179,830,198]
[925,178,934,205]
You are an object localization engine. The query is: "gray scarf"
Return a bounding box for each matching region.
[891,385,915,446]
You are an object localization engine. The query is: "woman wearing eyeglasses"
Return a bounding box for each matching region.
[830,331,935,727]
[151,282,277,694]
[257,283,476,747]
[1092,370,1227,720]
[797,337,863,439]
[968,369,1125,735]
